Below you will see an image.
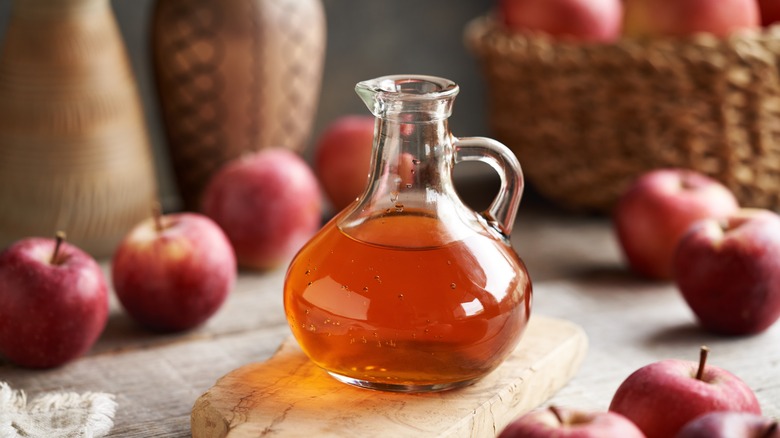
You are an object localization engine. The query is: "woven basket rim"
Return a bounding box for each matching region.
[463,14,780,213]
[464,14,780,58]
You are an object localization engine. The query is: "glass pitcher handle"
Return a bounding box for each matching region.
[454,136,524,237]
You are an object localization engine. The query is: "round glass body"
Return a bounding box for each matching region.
[283,75,532,392]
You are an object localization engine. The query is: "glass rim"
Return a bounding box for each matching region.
[356,75,459,101]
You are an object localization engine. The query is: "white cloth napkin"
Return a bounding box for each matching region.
[0,382,116,438]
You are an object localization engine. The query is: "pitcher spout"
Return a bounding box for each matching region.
[355,75,459,121]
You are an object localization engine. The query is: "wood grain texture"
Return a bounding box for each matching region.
[0,266,292,438]
[1,206,779,437]
[191,315,588,438]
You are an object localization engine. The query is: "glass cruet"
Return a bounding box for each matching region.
[283,74,532,393]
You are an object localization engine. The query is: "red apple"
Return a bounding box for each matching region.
[498,0,623,43]
[313,115,375,212]
[499,406,645,437]
[673,208,780,335]
[623,0,759,38]
[758,0,780,26]
[609,347,761,438]
[613,168,740,280]
[202,148,323,270]
[112,209,236,332]
[676,411,779,438]
[0,232,108,368]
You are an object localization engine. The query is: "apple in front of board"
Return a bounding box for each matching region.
[202,148,323,270]
[673,208,780,335]
[314,115,375,212]
[0,232,108,368]
[622,0,759,38]
[498,405,645,437]
[676,411,779,438]
[609,347,761,438]
[112,209,236,332]
[497,0,623,43]
[612,168,739,280]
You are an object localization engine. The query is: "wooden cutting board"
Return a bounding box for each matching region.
[191,315,587,438]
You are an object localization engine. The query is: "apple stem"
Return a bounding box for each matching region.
[696,345,709,381]
[548,405,565,426]
[762,422,778,438]
[51,231,66,265]
[152,202,164,232]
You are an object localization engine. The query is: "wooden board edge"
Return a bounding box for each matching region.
[191,315,589,438]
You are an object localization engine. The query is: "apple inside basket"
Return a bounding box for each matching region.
[465,16,780,213]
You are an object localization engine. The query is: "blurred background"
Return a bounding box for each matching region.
[0,0,497,209]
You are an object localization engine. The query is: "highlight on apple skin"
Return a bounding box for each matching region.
[0,232,109,368]
[672,208,780,336]
[612,168,739,281]
[112,211,237,333]
[609,347,761,438]
[201,148,323,270]
[497,0,624,43]
[498,405,645,438]
[313,115,375,212]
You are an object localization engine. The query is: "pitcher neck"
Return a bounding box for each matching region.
[357,74,460,196]
[357,114,453,215]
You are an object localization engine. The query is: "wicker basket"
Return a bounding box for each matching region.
[465,16,780,212]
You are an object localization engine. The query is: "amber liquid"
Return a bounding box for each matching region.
[284,212,532,391]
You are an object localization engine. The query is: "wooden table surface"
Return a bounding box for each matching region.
[2,182,779,437]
